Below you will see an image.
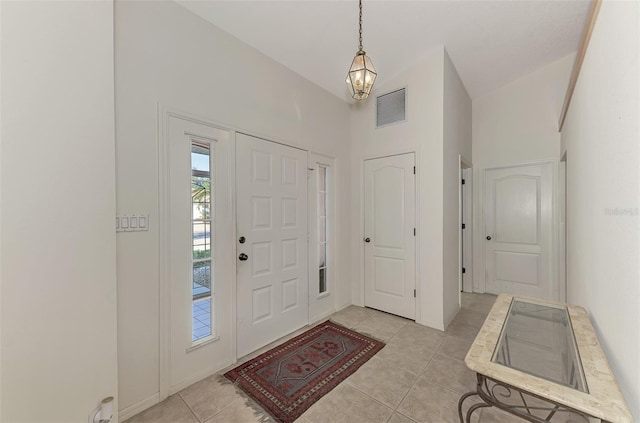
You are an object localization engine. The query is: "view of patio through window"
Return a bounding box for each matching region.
[318,166,328,294]
[191,142,214,342]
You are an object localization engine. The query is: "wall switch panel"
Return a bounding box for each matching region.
[116,214,149,232]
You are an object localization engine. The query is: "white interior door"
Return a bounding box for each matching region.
[167,115,234,394]
[236,133,308,358]
[484,163,554,299]
[364,153,416,319]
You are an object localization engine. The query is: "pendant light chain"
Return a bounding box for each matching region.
[358,0,363,51]
[346,0,376,100]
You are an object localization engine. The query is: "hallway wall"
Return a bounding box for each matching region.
[1,1,118,421]
[473,53,574,168]
[443,50,472,326]
[471,54,574,294]
[349,47,472,330]
[349,48,445,328]
[561,0,640,418]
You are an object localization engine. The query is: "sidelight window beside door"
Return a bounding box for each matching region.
[191,142,215,342]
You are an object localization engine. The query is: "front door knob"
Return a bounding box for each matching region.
[238,253,248,261]
[486,236,492,241]
[364,237,371,243]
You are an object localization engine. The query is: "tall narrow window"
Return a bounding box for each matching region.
[191,142,214,342]
[318,166,328,294]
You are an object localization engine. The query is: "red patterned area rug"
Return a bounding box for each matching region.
[224,320,384,423]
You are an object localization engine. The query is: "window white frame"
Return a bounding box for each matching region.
[308,153,336,323]
[190,140,215,346]
[318,164,329,296]
[159,107,234,401]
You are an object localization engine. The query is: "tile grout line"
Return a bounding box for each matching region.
[131,298,493,423]
[177,392,203,423]
[342,379,397,419]
[390,337,444,418]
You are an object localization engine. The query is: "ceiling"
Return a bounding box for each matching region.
[177,0,590,102]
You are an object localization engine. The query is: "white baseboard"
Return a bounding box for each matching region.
[310,308,337,325]
[443,307,459,330]
[119,393,160,422]
[169,359,234,396]
[336,302,352,312]
[417,318,445,332]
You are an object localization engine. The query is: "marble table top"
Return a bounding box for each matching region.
[465,294,633,423]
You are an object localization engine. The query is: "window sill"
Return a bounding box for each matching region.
[187,335,220,353]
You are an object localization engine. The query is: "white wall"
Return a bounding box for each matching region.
[350,47,457,330]
[473,54,574,168]
[560,0,639,418]
[443,51,472,326]
[115,0,352,414]
[471,53,574,293]
[1,1,118,422]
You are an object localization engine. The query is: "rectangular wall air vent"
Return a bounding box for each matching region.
[376,88,406,128]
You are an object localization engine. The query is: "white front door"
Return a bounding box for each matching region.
[484,163,554,299]
[236,133,308,358]
[167,115,234,393]
[364,153,416,319]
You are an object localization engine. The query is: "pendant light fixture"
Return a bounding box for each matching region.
[346,0,377,100]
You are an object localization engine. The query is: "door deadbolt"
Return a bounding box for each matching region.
[364,237,371,243]
[239,236,246,244]
[486,236,492,241]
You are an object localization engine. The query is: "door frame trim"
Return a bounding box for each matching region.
[475,158,559,299]
[361,151,418,319]
[158,105,239,401]
[357,149,417,312]
[157,104,338,401]
[558,153,567,302]
[307,152,338,324]
[458,155,473,303]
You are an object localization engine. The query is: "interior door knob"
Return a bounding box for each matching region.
[238,253,248,261]
[364,237,371,243]
[486,236,492,241]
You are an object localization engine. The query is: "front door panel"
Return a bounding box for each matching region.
[236,134,308,357]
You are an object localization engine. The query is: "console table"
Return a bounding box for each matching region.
[459,294,632,423]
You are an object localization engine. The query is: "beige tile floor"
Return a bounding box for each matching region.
[125,293,524,423]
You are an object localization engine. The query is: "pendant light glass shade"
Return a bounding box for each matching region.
[346,0,376,100]
[347,50,377,100]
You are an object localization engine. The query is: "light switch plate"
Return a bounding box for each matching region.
[116,214,149,232]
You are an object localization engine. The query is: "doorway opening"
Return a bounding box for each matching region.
[459,157,473,299]
[559,152,567,301]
